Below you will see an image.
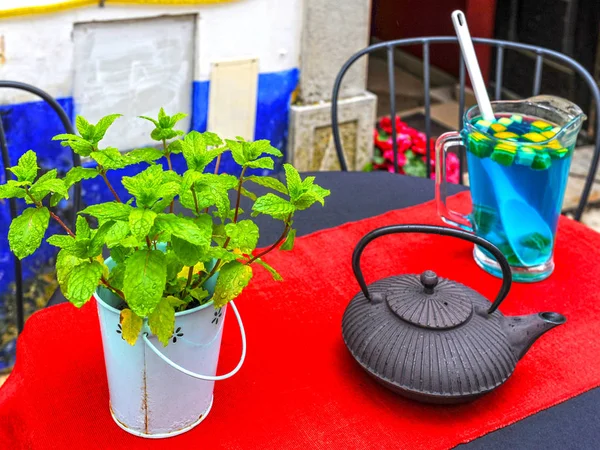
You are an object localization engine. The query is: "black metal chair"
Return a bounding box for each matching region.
[331,37,600,222]
[0,81,81,333]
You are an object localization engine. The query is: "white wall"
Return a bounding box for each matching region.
[0,0,303,104]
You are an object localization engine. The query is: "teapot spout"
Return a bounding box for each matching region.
[502,312,566,360]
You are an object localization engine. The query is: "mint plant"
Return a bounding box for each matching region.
[0,109,329,346]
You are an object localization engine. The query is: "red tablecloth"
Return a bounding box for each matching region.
[2,192,600,449]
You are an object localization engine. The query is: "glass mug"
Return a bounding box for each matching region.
[436,96,586,282]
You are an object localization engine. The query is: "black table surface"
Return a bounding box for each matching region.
[50,171,599,448]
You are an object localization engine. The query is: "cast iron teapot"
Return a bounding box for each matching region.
[342,224,566,404]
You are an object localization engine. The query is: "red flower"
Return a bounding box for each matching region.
[376,138,393,152]
[382,150,407,167]
[378,116,404,134]
[372,116,461,183]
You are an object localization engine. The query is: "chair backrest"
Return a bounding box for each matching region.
[0,81,80,333]
[331,37,600,222]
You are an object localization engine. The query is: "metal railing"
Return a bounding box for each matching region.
[332,37,600,222]
[0,81,80,333]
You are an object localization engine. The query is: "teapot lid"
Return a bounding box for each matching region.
[386,271,474,329]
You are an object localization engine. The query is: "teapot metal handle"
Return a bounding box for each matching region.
[352,224,512,314]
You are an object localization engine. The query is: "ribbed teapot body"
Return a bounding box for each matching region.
[342,275,518,403]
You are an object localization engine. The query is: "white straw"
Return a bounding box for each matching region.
[451,10,495,122]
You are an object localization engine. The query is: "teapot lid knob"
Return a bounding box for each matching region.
[420,270,438,293]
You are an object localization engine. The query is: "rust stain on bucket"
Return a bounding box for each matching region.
[142,368,149,434]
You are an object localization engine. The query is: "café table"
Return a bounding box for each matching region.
[253,171,600,450]
[2,171,599,448]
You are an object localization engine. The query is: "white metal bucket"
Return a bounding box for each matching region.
[95,286,246,438]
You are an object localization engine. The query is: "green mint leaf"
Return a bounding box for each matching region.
[64,167,99,188]
[127,147,164,164]
[158,107,169,127]
[154,213,212,247]
[244,157,274,170]
[169,112,188,128]
[250,140,283,158]
[281,228,296,251]
[225,220,259,253]
[122,164,165,208]
[123,249,167,317]
[47,234,76,249]
[80,202,133,221]
[9,150,39,183]
[240,186,257,201]
[52,133,84,142]
[49,193,62,207]
[36,169,57,184]
[60,138,95,157]
[56,249,84,294]
[167,140,183,155]
[29,178,68,201]
[102,221,131,248]
[119,309,143,346]
[202,131,223,147]
[212,223,227,247]
[254,258,283,281]
[252,193,295,220]
[88,220,115,257]
[91,147,129,170]
[93,114,122,142]
[179,172,235,218]
[181,131,208,171]
[172,236,204,266]
[225,139,248,166]
[75,116,92,139]
[244,176,288,195]
[8,207,50,259]
[163,170,183,184]
[110,245,133,264]
[47,233,90,258]
[190,288,209,303]
[212,261,252,308]
[139,115,159,127]
[66,260,103,307]
[129,209,158,240]
[76,216,91,239]
[148,297,175,347]
[283,164,302,200]
[293,184,331,210]
[150,128,179,141]
[181,172,237,193]
[167,295,188,310]
[118,236,144,248]
[150,184,179,213]
[205,246,238,263]
[165,250,184,281]
[0,180,27,199]
[108,263,126,291]
[180,131,223,172]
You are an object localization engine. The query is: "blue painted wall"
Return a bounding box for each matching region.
[0,67,299,333]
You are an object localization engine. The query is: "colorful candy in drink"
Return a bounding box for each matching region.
[462,113,575,277]
[466,114,568,169]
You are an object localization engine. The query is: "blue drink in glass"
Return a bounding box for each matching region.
[436,96,586,282]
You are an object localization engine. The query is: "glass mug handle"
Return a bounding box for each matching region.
[435,132,473,232]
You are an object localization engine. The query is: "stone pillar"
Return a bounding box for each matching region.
[288,0,376,171]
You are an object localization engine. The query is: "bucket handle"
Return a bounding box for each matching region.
[142,301,246,381]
